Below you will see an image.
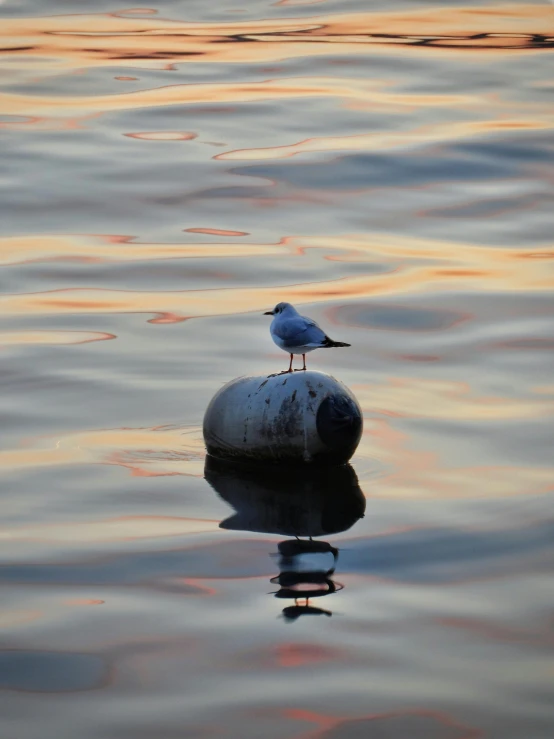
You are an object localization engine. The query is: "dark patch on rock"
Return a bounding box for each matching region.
[316,394,363,456]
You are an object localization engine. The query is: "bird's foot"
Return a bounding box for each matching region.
[294,368,307,372]
[267,370,293,378]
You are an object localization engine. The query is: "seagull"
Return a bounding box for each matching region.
[264,302,350,373]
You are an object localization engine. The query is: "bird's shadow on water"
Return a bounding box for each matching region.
[203,456,366,621]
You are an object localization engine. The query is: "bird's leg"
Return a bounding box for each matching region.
[294,354,307,372]
[267,354,295,378]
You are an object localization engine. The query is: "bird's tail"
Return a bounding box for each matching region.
[322,338,351,348]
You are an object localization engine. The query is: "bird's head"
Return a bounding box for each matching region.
[264,302,296,317]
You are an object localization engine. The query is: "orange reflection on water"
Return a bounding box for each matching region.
[0,77,395,119]
[216,118,553,161]
[275,0,327,6]
[0,234,287,266]
[282,707,481,739]
[272,643,345,668]
[2,234,552,322]
[437,616,554,648]
[0,111,104,132]
[1,515,220,545]
[2,5,551,79]
[184,228,249,236]
[0,610,44,629]
[533,385,554,396]
[0,330,115,347]
[358,413,554,499]
[66,599,105,606]
[147,312,189,325]
[114,8,158,15]
[124,131,197,141]
[0,426,205,477]
[354,379,554,422]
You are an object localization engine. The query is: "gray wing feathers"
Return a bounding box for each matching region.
[273,316,326,346]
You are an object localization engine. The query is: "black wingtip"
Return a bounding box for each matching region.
[322,338,351,348]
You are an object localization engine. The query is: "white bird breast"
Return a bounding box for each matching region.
[270,329,319,355]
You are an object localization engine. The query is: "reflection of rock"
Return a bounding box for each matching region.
[204,456,366,538]
[206,457,365,621]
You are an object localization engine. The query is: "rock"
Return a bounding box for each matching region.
[203,370,363,466]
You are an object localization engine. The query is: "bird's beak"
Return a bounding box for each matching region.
[264,311,274,316]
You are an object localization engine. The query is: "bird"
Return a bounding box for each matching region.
[264,302,350,373]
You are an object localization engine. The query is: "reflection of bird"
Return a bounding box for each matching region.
[204,457,363,623]
[271,538,344,621]
[282,605,332,622]
[278,540,339,562]
[264,302,350,373]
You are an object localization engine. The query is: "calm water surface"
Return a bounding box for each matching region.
[1,1,553,737]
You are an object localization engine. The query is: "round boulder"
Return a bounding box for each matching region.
[203,370,363,466]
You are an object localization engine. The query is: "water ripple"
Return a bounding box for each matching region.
[1,1,553,737]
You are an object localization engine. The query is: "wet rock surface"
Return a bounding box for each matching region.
[203,371,363,466]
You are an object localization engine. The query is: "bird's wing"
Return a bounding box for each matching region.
[273,316,326,346]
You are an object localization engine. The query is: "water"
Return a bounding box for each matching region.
[1,1,553,737]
